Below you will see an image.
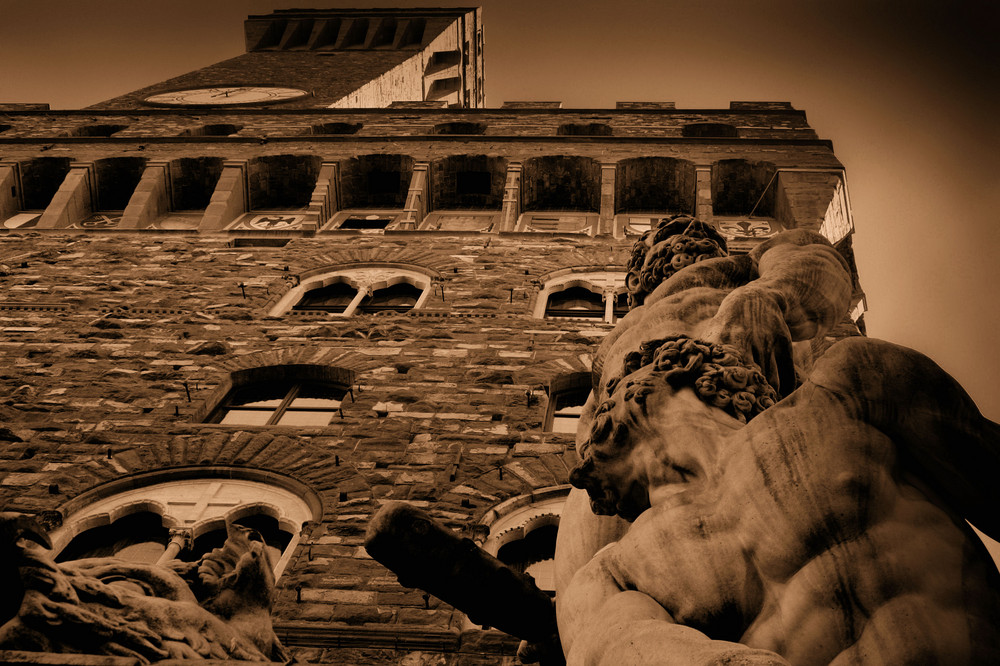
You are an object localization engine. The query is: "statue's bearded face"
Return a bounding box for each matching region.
[570,385,661,522]
[570,450,651,523]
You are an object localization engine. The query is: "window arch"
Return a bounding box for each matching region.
[534,271,627,324]
[48,468,321,579]
[271,265,434,316]
[479,486,571,596]
[206,363,354,427]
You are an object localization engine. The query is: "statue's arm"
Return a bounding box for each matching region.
[746,230,853,341]
[560,549,789,666]
[697,230,853,394]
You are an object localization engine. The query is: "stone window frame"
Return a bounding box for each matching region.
[206,377,348,427]
[476,485,572,596]
[533,270,628,324]
[543,372,592,435]
[269,265,435,317]
[47,466,323,579]
[198,363,356,429]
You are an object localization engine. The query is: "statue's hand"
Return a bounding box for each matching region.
[699,284,795,396]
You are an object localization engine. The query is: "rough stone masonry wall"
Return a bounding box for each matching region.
[0,231,629,665]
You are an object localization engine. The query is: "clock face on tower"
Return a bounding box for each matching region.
[144,86,310,106]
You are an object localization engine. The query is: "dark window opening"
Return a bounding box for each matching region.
[311,122,362,135]
[712,159,777,217]
[399,18,426,46]
[456,170,492,196]
[545,286,604,319]
[523,156,601,212]
[341,155,412,209]
[170,157,224,210]
[20,157,72,210]
[613,292,630,320]
[95,157,146,211]
[251,19,287,50]
[431,155,505,210]
[372,18,397,47]
[312,19,342,48]
[432,121,486,135]
[682,123,738,138]
[283,19,315,49]
[616,157,697,215]
[557,123,612,136]
[342,18,369,47]
[74,124,127,138]
[56,511,168,563]
[339,215,394,230]
[367,171,401,196]
[293,281,358,312]
[357,282,422,313]
[182,123,242,137]
[209,380,347,427]
[248,154,321,210]
[232,237,290,248]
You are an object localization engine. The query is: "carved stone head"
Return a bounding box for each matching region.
[625,214,728,307]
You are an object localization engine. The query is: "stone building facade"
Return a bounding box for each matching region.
[0,7,862,664]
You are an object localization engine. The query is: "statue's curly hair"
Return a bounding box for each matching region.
[580,336,777,464]
[626,214,728,307]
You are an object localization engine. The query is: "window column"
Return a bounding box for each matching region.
[120,161,170,229]
[37,162,95,229]
[0,161,20,222]
[156,527,193,565]
[308,161,340,231]
[200,160,248,231]
[399,162,429,230]
[599,163,616,236]
[695,165,713,221]
[498,162,521,232]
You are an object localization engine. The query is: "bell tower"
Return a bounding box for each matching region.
[88,7,485,111]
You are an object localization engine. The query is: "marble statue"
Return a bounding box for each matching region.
[0,514,288,662]
[555,215,1000,664]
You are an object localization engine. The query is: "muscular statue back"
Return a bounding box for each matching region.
[555,218,1000,665]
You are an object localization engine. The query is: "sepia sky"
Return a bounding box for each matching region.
[1,0,997,423]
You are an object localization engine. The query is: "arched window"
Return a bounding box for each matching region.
[272,266,434,317]
[48,470,321,579]
[479,487,571,596]
[356,281,423,313]
[535,271,627,323]
[545,285,604,319]
[208,377,347,427]
[292,280,357,313]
